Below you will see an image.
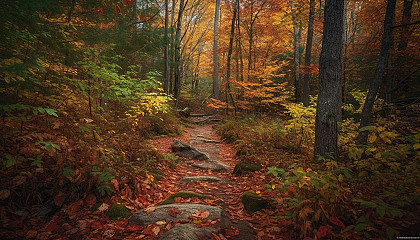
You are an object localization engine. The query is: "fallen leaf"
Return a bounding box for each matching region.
[13,175,26,186]
[152,226,160,235]
[103,229,115,238]
[98,203,110,212]
[111,179,119,191]
[126,224,143,232]
[156,221,166,225]
[85,194,96,206]
[329,216,345,228]
[0,189,11,200]
[91,221,103,230]
[317,226,332,239]
[54,192,66,207]
[168,207,182,217]
[26,230,38,238]
[144,207,156,214]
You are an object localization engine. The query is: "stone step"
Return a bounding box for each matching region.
[178,176,223,183]
[192,161,230,171]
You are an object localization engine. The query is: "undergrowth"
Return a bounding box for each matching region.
[216,93,420,239]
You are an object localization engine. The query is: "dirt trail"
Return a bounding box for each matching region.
[148,119,263,239]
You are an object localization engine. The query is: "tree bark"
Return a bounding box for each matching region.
[303,0,315,107]
[314,0,345,159]
[226,0,239,115]
[289,0,301,102]
[174,0,185,102]
[213,0,221,99]
[164,0,170,94]
[357,0,396,145]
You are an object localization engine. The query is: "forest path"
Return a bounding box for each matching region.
[134,117,265,239]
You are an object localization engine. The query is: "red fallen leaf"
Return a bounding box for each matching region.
[114,4,121,14]
[85,194,96,206]
[168,207,182,217]
[287,185,296,193]
[137,196,148,206]
[317,226,332,239]
[329,216,345,228]
[91,221,103,230]
[126,224,143,232]
[54,192,66,207]
[45,222,61,232]
[225,228,239,237]
[97,7,104,15]
[123,0,133,7]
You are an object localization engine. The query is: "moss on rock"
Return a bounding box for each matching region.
[233,162,262,176]
[160,191,214,205]
[106,203,132,220]
[241,192,271,214]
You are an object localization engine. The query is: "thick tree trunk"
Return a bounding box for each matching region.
[289,0,301,102]
[357,0,396,145]
[164,0,170,94]
[213,0,221,99]
[303,0,315,107]
[174,0,185,102]
[314,0,345,159]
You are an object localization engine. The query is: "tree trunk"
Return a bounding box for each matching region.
[164,0,170,94]
[226,0,239,115]
[303,0,315,107]
[314,0,345,159]
[289,0,301,102]
[357,0,396,145]
[174,0,185,102]
[213,0,221,99]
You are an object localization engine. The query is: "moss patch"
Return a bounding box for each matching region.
[160,191,214,205]
[233,162,262,176]
[106,203,132,220]
[241,192,271,214]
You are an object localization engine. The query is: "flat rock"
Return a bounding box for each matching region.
[171,139,209,160]
[192,161,230,171]
[179,176,223,183]
[159,223,218,240]
[129,203,226,226]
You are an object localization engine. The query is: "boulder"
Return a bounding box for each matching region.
[159,223,218,240]
[179,176,223,183]
[233,162,262,176]
[129,203,226,226]
[192,161,230,171]
[171,139,209,160]
[241,192,271,214]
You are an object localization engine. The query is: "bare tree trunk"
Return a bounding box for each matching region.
[174,0,185,102]
[213,0,221,99]
[357,0,396,145]
[226,0,239,115]
[303,0,315,107]
[314,0,345,159]
[164,0,170,94]
[290,0,301,102]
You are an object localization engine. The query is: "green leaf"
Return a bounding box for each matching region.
[386,227,396,238]
[359,125,376,132]
[63,166,75,177]
[390,209,403,218]
[45,108,58,117]
[376,206,385,217]
[354,199,377,208]
[354,223,368,233]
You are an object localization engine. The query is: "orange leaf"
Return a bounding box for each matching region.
[91,221,103,230]
[126,224,143,232]
[85,194,96,206]
[54,192,66,207]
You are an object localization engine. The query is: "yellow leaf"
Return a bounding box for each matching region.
[338,174,344,182]
[368,135,377,143]
[374,153,382,159]
[413,143,420,150]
